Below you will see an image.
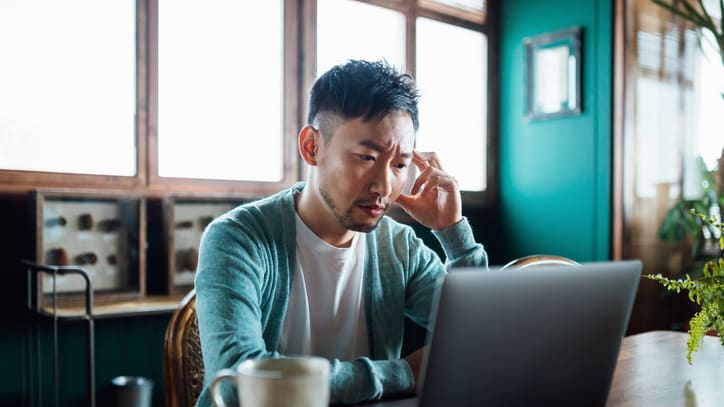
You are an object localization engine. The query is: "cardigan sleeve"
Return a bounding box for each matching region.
[433,216,489,269]
[194,216,282,407]
[357,218,487,403]
[406,216,488,324]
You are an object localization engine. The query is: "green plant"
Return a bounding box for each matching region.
[646,209,724,363]
[650,1,724,261]
[657,157,720,262]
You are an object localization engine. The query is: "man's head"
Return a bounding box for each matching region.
[297,60,420,244]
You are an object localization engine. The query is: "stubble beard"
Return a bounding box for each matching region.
[318,186,386,233]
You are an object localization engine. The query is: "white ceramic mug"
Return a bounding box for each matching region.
[209,356,330,407]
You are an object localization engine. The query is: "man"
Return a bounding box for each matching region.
[195,60,488,406]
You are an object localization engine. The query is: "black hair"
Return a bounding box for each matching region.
[307,60,420,134]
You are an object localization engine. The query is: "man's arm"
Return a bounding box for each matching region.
[194,218,279,407]
[403,347,426,394]
[395,148,490,391]
[396,216,487,397]
[395,149,488,269]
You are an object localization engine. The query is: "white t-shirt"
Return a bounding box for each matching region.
[278,213,370,360]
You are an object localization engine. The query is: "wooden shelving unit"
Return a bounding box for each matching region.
[36,293,186,319]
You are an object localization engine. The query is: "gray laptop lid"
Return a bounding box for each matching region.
[417,260,641,407]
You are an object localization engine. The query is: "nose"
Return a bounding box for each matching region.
[369,164,393,198]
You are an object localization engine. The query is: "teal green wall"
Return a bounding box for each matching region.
[499,0,613,262]
[0,317,168,406]
[0,197,169,406]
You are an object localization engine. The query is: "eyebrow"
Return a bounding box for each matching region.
[358,140,412,159]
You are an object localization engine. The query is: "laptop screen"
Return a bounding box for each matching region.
[417,260,641,407]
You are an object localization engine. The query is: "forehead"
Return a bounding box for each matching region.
[329,111,415,152]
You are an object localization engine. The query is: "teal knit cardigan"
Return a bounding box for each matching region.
[194,183,488,406]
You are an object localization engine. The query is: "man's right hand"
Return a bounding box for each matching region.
[395,151,462,231]
[403,347,428,394]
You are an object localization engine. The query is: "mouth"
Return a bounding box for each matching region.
[357,202,387,218]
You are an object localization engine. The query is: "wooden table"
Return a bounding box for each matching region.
[371,330,724,406]
[606,330,724,406]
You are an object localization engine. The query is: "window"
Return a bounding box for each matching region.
[415,17,487,191]
[616,0,724,332]
[148,0,299,194]
[0,0,137,178]
[0,0,495,203]
[317,0,407,73]
[315,0,492,197]
[156,0,284,183]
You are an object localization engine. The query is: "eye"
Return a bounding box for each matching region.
[357,154,376,162]
[395,163,408,170]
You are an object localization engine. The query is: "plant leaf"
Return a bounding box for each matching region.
[652,0,710,27]
[695,0,719,34]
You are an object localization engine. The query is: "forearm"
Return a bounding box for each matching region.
[329,357,414,404]
[198,293,413,405]
[432,216,488,269]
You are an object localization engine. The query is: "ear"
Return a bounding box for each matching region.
[298,125,320,166]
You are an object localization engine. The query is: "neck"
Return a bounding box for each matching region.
[296,185,356,248]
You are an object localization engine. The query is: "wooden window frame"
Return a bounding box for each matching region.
[145,0,302,197]
[0,0,302,199]
[0,0,149,194]
[0,0,498,208]
[310,0,498,206]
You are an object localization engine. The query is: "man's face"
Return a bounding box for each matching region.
[314,111,415,233]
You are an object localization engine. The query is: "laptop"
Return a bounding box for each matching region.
[375,260,641,407]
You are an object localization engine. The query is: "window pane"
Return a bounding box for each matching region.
[317,0,406,76]
[158,0,283,181]
[0,0,136,176]
[696,30,724,173]
[634,78,683,199]
[422,0,485,13]
[415,18,487,191]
